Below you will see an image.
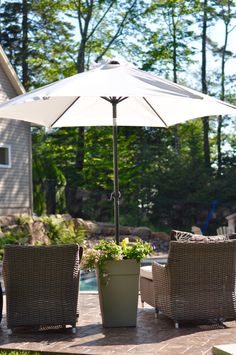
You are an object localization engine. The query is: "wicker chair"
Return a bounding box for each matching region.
[3,244,83,333]
[0,282,2,324]
[140,240,236,328]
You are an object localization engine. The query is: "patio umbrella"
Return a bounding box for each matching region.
[0,59,236,243]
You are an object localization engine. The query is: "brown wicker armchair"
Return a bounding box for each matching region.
[140,240,236,328]
[3,244,83,333]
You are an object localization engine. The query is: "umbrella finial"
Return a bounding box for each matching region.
[109,60,120,65]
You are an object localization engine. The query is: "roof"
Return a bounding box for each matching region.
[0,45,25,95]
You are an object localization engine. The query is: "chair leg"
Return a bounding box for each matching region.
[155,308,159,319]
[174,322,179,329]
[217,318,226,328]
[72,327,77,334]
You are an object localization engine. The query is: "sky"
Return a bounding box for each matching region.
[209,19,236,75]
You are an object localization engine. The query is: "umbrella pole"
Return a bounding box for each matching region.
[112,100,120,244]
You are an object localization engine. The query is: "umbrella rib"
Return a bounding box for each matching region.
[101,96,128,104]
[101,96,112,103]
[142,97,168,127]
[50,96,81,127]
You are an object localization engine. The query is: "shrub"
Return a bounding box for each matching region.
[39,216,85,245]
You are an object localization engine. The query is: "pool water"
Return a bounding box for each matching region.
[80,270,97,292]
[79,256,167,292]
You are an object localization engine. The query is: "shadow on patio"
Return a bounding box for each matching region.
[1,293,236,354]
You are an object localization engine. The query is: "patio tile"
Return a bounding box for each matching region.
[0,293,236,354]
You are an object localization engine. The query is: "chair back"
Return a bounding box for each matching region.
[3,244,82,330]
[166,240,236,320]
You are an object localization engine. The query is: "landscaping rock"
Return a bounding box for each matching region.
[1,224,23,234]
[130,227,151,240]
[29,220,50,245]
[0,214,170,254]
[151,231,170,242]
[0,215,19,227]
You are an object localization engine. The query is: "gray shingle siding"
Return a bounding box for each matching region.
[0,64,16,102]
[0,62,32,215]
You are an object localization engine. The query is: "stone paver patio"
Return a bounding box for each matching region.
[0,293,236,354]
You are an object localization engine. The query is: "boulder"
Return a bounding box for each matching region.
[130,227,151,240]
[151,231,170,242]
[75,219,102,234]
[1,224,23,234]
[60,214,73,221]
[29,220,50,245]
[119,226,132,235]
[0,214,170,253]
[0,215,19,227]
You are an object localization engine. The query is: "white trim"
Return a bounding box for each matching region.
[0,45,25,95]
[0,143,11,168]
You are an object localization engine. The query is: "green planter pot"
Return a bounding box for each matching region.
[96,259,140,327]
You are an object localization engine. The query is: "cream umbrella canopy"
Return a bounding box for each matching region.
[0,59,236,243]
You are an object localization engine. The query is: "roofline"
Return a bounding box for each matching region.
[0,45,25,95]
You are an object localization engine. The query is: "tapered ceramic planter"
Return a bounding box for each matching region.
[96,259,140,327]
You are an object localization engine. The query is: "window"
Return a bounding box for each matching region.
[0,144,11,168]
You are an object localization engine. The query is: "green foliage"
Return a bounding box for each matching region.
[120,239,153,262]
[0,231,29,245]
[32,127,66,215]
[0,216,85,260]
[0,1,22,71]
[0,231,30,259]
[40,216,85,245]
[17,214,32,226]
[137,0,197,76]
[0,0,76,88]
[82,238,153,282]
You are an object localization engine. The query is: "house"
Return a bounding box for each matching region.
[0,45,32,215]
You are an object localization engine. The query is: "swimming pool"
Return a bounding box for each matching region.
[79,256,167,292]
[80,270,98,292]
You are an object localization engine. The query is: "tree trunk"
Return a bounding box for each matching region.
[202,116,211,170]
[217,1,230,176]
[22,0,29,89]
[64,2,92,217]
[65,127,85,217]
[45,179,56,215]
[217,115,223,175]
[201,0,211,172]
[171,5,180,154]
[65,185,83,218]
[66,0,138,218]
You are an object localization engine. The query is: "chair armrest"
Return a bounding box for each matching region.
[152,262,168,285]
[152,262,170,311]
[152,261,165,271]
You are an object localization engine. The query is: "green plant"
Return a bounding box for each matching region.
[0,231,30,260]
[40,216,85,245]
[82,238,153,282]
[17,214,32,226]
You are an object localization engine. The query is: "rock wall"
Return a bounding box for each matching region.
[0,214,170,253]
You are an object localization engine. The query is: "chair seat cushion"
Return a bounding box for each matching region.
[140,265,153,280]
